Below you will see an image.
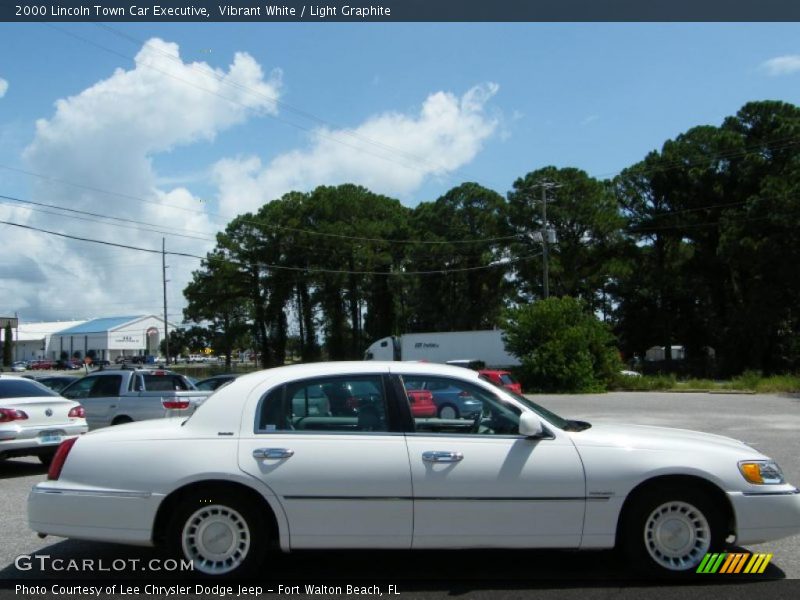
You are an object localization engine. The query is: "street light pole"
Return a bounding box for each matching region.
[162,238,170,366]
[536,181,560,299]
[541,184,550,299]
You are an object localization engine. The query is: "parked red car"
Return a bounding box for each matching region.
[479,369,522,394]
[29,360,55,371]
[406,389,437,418]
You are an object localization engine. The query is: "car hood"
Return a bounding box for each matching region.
[567,422,761,456]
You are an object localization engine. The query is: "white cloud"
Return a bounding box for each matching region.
[0,78,7,98]
[214,83,500,214]
[9,38,281,321]
[761,55,800,76]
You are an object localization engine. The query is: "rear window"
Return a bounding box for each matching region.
[499,374,517,385]
[0,379,59,398]
[142,374,190,391]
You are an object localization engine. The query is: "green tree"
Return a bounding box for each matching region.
[502,297,622,392]
[507,167,626,313]
[404,182,511,332]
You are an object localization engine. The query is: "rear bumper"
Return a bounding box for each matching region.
[28,483,161,546]
[729,488,800,545]
[0,423,87,458]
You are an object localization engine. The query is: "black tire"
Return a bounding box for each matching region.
[438,404,459,419]
[38,451,57,466]
[620,486,725,576]
[168,490,266,577]
[111,416,133,426]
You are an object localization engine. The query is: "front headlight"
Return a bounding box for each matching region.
[738,460,785,485]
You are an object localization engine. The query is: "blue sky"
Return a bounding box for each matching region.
[0,22,799,321]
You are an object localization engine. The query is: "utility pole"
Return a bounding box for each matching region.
[162,238,170,365]
[537,181,560,299]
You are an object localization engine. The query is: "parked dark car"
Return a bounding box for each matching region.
[194,374,239,392]
[55,360,80,370]
[23,375,80,393]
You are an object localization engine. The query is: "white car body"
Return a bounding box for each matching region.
[28,362,800,575]
[0,375,88,461]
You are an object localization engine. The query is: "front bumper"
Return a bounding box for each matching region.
[729,488,800,545]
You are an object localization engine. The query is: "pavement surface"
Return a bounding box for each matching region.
[1,391,798,591]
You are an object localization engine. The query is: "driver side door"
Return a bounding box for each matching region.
[399,375,587,548]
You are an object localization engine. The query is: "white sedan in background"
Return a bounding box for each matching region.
[28,362,800,577]
[0,374,87,464]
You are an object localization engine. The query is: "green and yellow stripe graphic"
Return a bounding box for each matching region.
[696,552,773,574]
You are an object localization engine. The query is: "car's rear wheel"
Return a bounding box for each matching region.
[111,416,133,426]
[438,404,459,419]
[621,486,724,575]
[169,491,266,577]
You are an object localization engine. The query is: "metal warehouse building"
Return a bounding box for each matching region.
[46,315,170,362]
[12,320,86,361]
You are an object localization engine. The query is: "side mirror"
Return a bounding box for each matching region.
[519,412,546,439]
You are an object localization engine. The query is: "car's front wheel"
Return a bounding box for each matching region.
[169,491,266,577]
[621,486,725,575]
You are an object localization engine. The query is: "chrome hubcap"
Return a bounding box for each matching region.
[182,504,250,575]
[644,500,710,571]
[440,406,457,419]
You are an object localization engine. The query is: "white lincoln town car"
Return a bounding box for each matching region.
[29,362,800,576]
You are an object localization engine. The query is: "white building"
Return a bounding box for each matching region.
[46,315,171,362]
[13,321,87,361]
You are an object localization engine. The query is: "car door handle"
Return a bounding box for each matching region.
[253,448,295,459]
[422,451,464,463]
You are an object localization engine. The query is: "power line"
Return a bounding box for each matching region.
[0,217,538,277]
[0,167,516,247]
[0,194,216,242]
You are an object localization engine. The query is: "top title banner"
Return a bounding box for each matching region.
[4,1,800,22]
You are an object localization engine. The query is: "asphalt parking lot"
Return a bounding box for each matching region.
[1,391,798,588]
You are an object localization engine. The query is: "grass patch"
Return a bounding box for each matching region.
[612,370,800,393]
[612,374,676,391]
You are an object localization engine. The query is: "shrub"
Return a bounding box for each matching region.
[502,297,623,393]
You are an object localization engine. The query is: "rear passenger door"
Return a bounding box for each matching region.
[238,374,414,549]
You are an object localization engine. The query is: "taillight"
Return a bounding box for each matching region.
[162,398,190,410]
[48,437,78,480]
[0,408,29,422]
[68,406,85,418]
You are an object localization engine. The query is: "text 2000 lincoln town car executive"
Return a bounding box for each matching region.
[28,362,800,576]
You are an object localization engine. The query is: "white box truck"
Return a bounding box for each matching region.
[363,330,520,368]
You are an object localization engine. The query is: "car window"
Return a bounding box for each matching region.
[61,377,95,399]
[89,375,123,397]
[256,375,389,433]
[500,374,517,385]
[142,374,189,391]
[0,379,59,398]
[400,376,521,436]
